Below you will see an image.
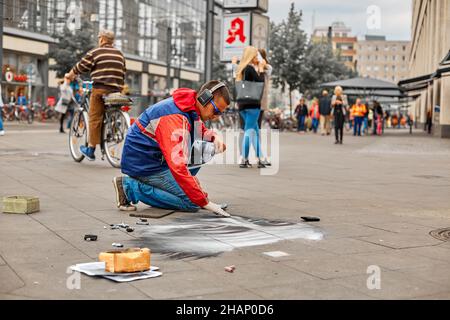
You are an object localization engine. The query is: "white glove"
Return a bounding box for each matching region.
[203,201,231,217]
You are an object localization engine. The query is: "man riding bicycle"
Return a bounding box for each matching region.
[66,29,126,161]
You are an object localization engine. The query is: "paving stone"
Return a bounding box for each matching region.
[395,263,450,287]
[357,233,443,249]
[181,289,263,300]
[281,255,385,280]
[349,250,443,271]
[299,237,388,255]
[0,265,25,293]
[2,125,450,299]
[399,245,450,263]
[248,279,374,300]
[331,270,449,299]
[132,269,237,299]
[8,261,149,299]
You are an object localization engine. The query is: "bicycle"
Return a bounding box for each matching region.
[69,80,132,168]
[11,104,34,124]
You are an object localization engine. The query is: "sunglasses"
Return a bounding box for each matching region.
[210,100,223,116]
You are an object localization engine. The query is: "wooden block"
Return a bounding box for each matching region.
[99,248,151,273]
[2,196,40,214]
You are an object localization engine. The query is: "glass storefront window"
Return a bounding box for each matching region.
[126,72,141,95]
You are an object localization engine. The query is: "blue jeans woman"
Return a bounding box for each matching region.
[240,108,264,168]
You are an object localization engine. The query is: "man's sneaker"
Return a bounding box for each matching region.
[80,146,96,161]
[0,131,5,136]
[112,176,137,212]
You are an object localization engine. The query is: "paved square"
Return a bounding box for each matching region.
[1,122,450,299]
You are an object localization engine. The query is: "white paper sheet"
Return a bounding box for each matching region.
[70,262,162,282]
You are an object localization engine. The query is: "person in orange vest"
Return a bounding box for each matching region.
[351,98,367,136]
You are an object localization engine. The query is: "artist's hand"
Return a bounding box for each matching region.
[203,201,231,217]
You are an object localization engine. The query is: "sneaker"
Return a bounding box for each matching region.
[0,131,4,136]
[239,159,252,168]
[261,159,272,166]
[80,146,96,161]
[112,177,137,211]
[220,203,228,210]
[257,160,266,168]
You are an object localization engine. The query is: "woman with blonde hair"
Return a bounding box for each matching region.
[331,86,348,144]
[236,46,266,168]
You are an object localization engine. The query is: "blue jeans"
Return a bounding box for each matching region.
[122,167,201,212]
[363,117,368,133]
[354,117,363,136]
[0,110,3,131]
[312,118,319,133]
[240,109,261,159]
[297,115,306,132]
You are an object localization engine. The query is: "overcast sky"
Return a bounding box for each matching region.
[267,0,412,41]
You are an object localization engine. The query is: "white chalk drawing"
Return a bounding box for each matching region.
[132,214,323,259]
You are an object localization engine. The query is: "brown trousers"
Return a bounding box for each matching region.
[88,88,115,146]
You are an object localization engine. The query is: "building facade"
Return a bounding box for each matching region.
[312,21,357,71]
[399,0,450,138]
[356,35,410,84]
[1,0,213,113]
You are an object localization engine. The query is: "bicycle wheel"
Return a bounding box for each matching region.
[103,109,129,168]
[69,111,87,162]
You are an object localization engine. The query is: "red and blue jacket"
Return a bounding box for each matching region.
[121,88,216,207]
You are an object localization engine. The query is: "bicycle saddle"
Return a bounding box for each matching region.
[103,93,133,107]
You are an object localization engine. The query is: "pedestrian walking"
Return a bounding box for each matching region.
[350,98,366,136]
[235,46,267,168]
[331,86,348,144]
[373,101,384,136]
[295,98,308,133]
[309,98,320,134]
[426,109,432,134]
[55,76,76,133]
[0,104,4,136]
[362,100,370,135]
[257,48,272,166]
[319,90,332,135]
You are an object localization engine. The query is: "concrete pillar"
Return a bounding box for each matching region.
[141,73,148,96]
[439,75,450,138]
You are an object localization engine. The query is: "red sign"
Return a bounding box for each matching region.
[47,96,56,107]
[226,18,247,44]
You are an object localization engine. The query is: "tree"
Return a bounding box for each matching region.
[212,52,231,86]
[301,40,357,98]
[269,3,357,109]
[49,20,96,78]
[270,3,308,115]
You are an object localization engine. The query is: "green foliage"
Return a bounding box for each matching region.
[269,3,307,111]
[269,3,356,104]
[49,20,97,78]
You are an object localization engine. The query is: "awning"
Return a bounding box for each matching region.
[320,77,406,100]
[320,77,402,91]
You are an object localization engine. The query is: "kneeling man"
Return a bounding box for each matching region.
[113,80,230,217]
